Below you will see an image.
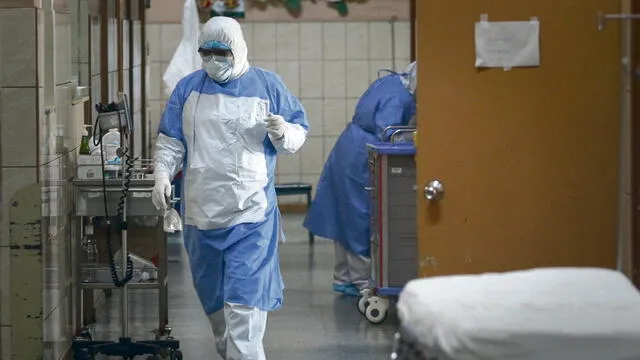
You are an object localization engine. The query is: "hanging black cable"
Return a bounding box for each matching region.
[93,104,134,287]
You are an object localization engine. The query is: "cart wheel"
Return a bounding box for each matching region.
[357,295,370,315]
[365,303,388,324]
[171,350,183,360]
[365,296,389,324]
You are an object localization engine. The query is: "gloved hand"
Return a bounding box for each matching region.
[152,171,172,211]
[265,113,287,140]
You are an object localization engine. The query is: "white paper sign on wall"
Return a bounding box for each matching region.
[474,14,540,71]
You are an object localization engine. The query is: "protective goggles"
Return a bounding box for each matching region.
[198,40,232,58]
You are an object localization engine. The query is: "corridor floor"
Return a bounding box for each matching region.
[90,214,399,359]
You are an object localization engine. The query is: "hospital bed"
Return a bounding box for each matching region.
[390,267,640,360]
[359,126,417,324]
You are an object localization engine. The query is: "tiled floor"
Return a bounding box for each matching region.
[90,214,399,359]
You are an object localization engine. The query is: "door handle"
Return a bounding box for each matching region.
[424,180,445,201]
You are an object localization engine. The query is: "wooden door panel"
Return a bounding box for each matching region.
[416,0,622,276]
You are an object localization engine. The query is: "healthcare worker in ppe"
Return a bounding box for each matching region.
[303,62,416,297]
[152,16,308,360]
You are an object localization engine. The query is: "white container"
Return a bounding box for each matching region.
[77,155,102,165]
[101,130,121,172]
[76,165,103,180]
[77,155,104,180]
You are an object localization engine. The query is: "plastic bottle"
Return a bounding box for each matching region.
[101,129,121,176]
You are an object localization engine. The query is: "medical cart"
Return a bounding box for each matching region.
[71,94,181,360]
[359,126,418,325]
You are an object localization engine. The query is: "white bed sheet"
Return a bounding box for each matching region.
[397,267,640,360]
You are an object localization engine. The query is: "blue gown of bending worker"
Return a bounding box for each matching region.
[157,68,309,315]
[303,73,416,257]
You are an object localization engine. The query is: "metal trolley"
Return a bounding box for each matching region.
[71,94,181,359]
[71,167,182,360]
[358,126,418,324]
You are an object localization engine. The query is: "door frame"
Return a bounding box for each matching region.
[410,0,416,61]
[632,0,640,287]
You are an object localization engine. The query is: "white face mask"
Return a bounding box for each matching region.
[203,55,233,83]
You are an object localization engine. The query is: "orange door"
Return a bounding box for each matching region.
[416,0,623,277]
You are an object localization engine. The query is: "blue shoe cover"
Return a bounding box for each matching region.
[333,283,350,293]
[343,285,361,297]
[333,283,361,297]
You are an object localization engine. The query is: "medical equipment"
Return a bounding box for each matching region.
[390,267,640,360]
[359,126,417,324]
[71,94,182,360]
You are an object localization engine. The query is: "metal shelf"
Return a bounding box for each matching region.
[79,281,160,290]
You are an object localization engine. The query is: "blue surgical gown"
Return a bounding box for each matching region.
[158,68,308,315]
[303,74,416,257]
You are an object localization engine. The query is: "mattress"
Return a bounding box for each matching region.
[397,267,640,360]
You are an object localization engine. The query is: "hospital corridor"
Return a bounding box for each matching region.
[2,0,640,360]
[90,217,399,360]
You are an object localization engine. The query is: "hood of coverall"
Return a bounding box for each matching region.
[400,61,417,96]
[199,16,250,82]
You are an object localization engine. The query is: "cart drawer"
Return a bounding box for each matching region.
[388,235,418,287]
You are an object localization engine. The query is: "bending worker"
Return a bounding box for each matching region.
[304,62,417,297]
[152,17,308,359]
